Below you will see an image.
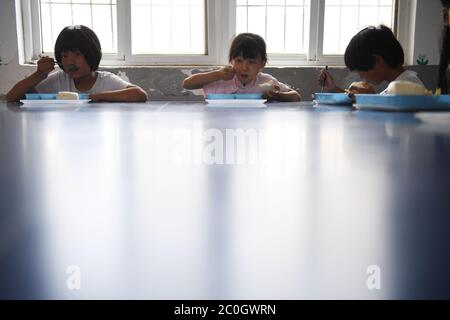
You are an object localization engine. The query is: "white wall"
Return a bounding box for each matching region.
[0,0,17,66]
[0,0,35,96]
[412,0,443,65]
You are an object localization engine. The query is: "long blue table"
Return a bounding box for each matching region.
[1,101,450,299]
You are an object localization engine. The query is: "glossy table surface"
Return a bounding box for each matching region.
[1,101,450,299]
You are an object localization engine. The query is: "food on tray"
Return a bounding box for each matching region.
[57,91,79,100]
[345,81,376,94]
[385,81,429,95]
[258,80,280,93]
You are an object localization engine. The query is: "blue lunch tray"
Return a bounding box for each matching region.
[313,93,355,106]
[207,93,263,100]
[25,93,90,100]
[354,94,450,111]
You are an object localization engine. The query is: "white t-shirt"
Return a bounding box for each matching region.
[35,70,132,94]
[381,70,424,94]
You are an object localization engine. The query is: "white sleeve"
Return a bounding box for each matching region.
[397,71,425,86]
[35,72,61,93]
[277,80,293,93]
[405,73,425,87]
[100,72,133,91]
[264,74,293,92]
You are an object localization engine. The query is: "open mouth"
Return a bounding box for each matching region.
[66,64,79,73]
[238,74,250,84]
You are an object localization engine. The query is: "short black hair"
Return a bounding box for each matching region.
[54,25,102,71]
[228,33,267,62]
[344,25,404,71]
[442,0,450,8]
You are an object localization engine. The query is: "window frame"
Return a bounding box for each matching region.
[20,0,407,67]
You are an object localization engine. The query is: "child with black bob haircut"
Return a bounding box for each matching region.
[6,25,147,102]
[320,25,424,94]
[183,33,301,102]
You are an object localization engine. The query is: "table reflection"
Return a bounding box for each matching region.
[0,102,450,299]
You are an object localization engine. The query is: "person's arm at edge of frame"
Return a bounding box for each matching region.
[89,85,148,102]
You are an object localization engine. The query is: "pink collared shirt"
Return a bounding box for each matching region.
[203,72,292,96]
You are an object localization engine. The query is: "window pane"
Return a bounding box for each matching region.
[40,0,118,54]
[266,7,285,53]
[131,0,206,55]
[236,0,311,55]
[247,7,266,37]
[323,0,395,55]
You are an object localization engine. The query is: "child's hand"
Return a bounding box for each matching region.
[217,65,235,81]
[36,56,55,79]
[89,93,102,102]
[319,67,338,92]
[346,81,376,94]
[263,85,281,101]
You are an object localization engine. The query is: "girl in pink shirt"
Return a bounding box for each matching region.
[183,33,301,102]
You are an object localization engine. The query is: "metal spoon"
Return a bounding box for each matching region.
[66,64,78,72]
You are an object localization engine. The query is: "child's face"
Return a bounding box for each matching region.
[231,55,266,85]
[60,50,92,79]
[357,69,384,86]
[357,55,390,85]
